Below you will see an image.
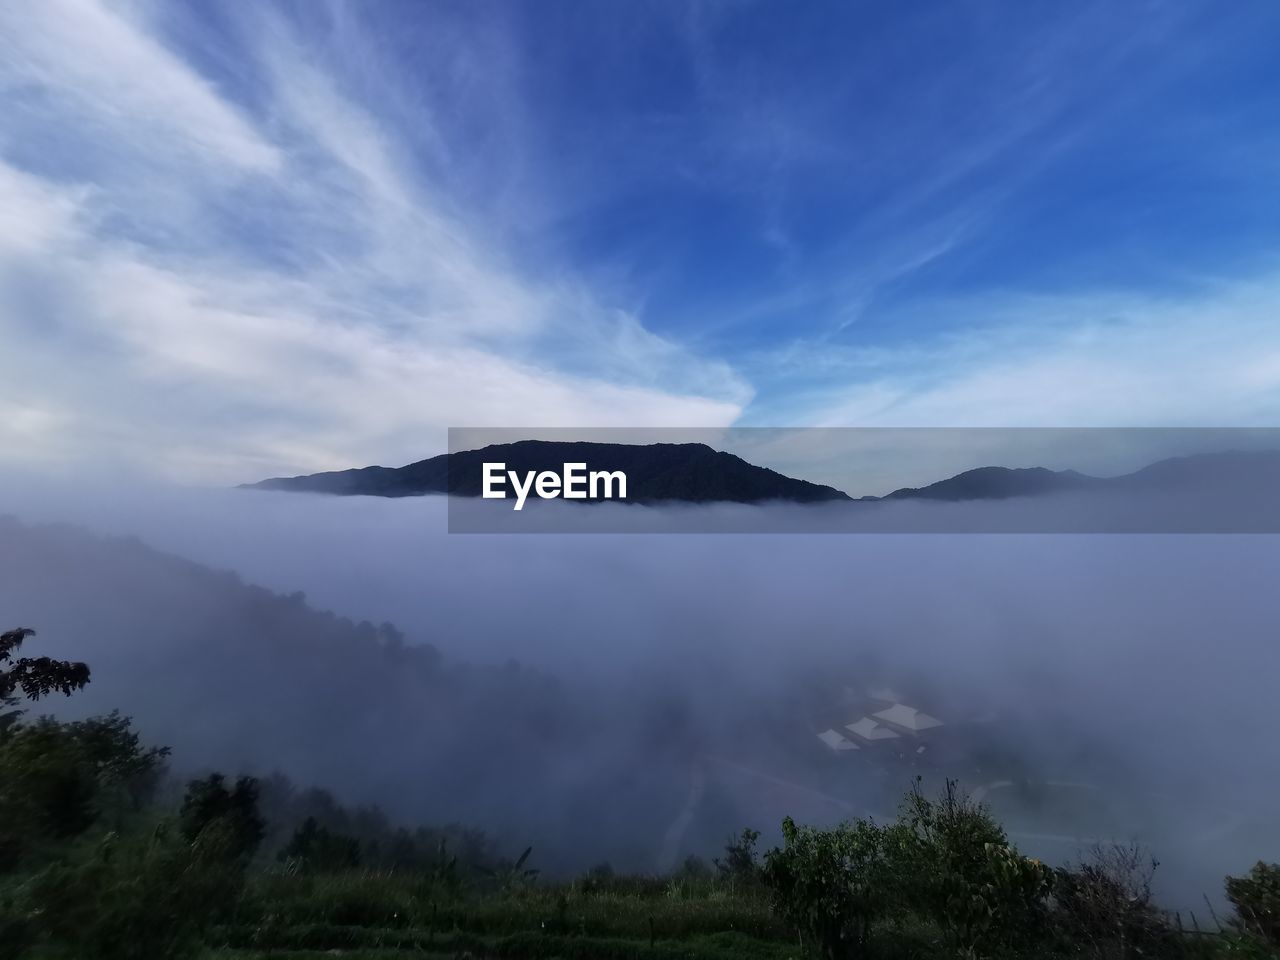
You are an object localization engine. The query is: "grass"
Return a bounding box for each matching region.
[12,859,1270,960]
[234,870,782,937]
[206,930,800,960]
[204,868,795,958]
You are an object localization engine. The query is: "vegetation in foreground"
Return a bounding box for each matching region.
[2,626,1278,960]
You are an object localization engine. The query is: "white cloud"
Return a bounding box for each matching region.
[0,156,742,482]
[796,282,1280,428]
[0,0,280,173]
[0,1,749,482]
[5,0,1275,488]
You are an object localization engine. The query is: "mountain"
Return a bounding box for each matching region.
[880,466,1101,502]
[877,450,1280,502]
[247,444,1280,507]
[1114,449,1280,490]
[244,440,853,504]
[0,514,688,868]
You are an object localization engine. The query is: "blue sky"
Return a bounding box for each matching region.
[3,0,1280,481]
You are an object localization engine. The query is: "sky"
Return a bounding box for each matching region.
[4,0,1280,482]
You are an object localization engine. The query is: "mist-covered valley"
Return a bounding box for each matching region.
[3,483,1277,912]
[8,1,1280,954]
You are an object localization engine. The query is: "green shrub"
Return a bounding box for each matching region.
[761,815,891,959]
[1052,843,1173,958]
[716,828,762,889]
[1215,930,1280,958]
[1226,862,1280,946]
[576,864,670,898]
[0,721,98,841]
[679,855,713,880]
[300,874,413,928]
[279,816,361,872]
[238,868,420,931]
[9,821,246,960]
[0,712,167,867]
[483,845,540,895]
[179,773,265,859]
[888,779,1054,957]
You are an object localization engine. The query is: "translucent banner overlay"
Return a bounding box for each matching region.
[445,427,1280,533]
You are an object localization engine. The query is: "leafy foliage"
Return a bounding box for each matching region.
[179,773,266,860]
[1052,843,1174,958]
[252,771,502,882]
[762,815,892,959]
[1226,862,1280,946]
[757,781,1064,959]
[0,627,90,727]
[279,816,361,872]
[888,779,1054,956]
[484,845,540,894]
[715,827,762,888]
[0,711,168,868]
[7,823,247,960]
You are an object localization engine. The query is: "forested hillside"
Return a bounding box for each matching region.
[0,515,697,871]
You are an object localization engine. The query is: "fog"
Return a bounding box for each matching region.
[2,480,1278,912]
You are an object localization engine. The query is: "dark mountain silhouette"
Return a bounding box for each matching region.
[875,450,1280,502]
[244,440,853,504]
[245,444,1280,506]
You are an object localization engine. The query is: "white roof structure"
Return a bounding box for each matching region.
[872,703,943,732]
[845,716,901,741]
[817,728,860,751]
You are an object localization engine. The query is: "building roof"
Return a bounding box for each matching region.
[817,728,860,751]
[872,703,943,732]
[845,716,901,741]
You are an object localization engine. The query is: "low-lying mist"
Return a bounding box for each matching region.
[1,480,1277,912]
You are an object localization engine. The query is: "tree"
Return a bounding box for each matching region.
[715,827,762,887]
[61,711,170,808]
[0,627,100,867]
[1,627,91,729]
[12,824,246,960]
[279,816,360,872]
[0,712,169,869]
[1053,842,1172,958]
[762,817,892,959]
[1226,861,1280,946]
[179,774,265,860]
[888,779,1054,956]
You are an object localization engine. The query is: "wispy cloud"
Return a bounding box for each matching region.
[0,0,280,173]
[3,0,1278,481]
[754,278,1280,428]
[0,0,747,481]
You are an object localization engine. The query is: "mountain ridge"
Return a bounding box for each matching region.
[245,440,854,504]
[244,444,1280,505]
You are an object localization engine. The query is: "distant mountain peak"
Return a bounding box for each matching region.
[244,443,1280,508]
[880,465,1100,502]
[243,439,853,505]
